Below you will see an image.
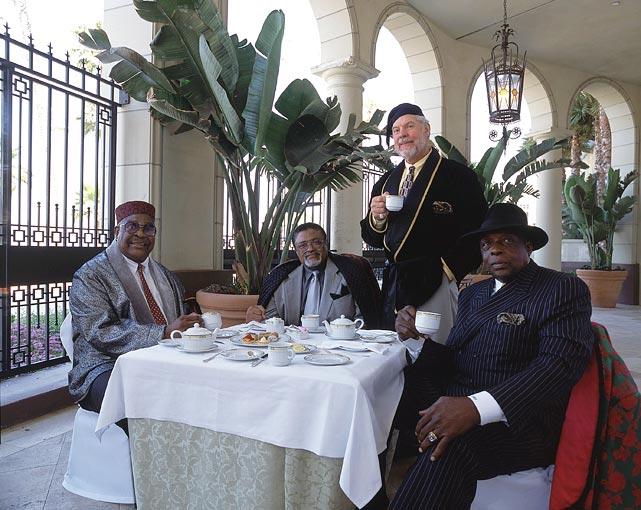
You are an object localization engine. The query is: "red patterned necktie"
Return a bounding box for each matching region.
[400,165,416,197]
[137,264,167,325]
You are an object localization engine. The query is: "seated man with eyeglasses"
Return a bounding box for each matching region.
[68,201,201,422]
[246,222,382,328]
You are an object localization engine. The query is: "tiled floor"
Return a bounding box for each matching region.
[1,305,638,509]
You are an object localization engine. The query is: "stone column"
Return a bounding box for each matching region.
[313,58,379,255]
[529,129,573,271]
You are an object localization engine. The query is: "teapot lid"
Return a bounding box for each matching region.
[330,315,354,326]
[182,323,211,336]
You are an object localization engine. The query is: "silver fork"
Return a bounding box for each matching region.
[251,353,267,367]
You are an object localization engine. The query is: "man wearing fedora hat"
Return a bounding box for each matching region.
[389,203,594,509]
[68,200,201,420]
[361,103,487,338]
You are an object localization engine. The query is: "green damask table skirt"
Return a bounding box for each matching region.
[129,418,353,510]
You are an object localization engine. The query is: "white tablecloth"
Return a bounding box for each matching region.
[97,330,407,507]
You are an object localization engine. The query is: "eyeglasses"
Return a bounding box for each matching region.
[294,238,325,251]
[120,221,157,237]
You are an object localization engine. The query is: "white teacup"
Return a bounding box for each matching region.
[202,311,222,331]
[415,311,441,335]
[265,317,285,334]
[300,314,320,330]
[385,194,404,212]
[268,341,295,366]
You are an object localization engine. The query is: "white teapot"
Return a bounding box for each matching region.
[171,323,218,351]
[323,315,364,340]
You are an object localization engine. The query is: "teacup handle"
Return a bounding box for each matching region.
[170,330,183,340]
[287,349,295,361]
[354,318,364,331]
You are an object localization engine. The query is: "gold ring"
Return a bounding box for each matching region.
[427,431,438,443]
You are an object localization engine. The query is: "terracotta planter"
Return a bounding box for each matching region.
[196,290,258,328]
[576,269,628,308]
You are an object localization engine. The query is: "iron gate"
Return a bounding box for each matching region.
[1,28,125,378]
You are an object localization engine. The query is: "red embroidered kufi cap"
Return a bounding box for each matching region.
[115,201,156,223]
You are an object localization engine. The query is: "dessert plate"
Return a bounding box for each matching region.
[304,353,350,366]
[220,348,265,361]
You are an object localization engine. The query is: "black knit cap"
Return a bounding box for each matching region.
[459,203,549,251]
[386,103,424,144]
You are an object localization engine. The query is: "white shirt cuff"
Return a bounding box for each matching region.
[468,391,507,425]
[403,337,425,363]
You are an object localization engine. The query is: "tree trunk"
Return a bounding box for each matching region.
[570,132,582,176]
[593,105,611,204]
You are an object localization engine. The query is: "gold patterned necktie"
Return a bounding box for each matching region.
[137,264,167,325]
[400,165,416,198]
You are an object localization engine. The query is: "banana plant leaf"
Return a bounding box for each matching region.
[242,10,285,154]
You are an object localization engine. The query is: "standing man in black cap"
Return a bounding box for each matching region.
[361,103,487,337]
[390,203,593,510]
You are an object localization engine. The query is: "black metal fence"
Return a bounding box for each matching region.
[1,28,125,378]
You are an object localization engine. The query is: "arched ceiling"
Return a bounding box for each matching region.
[407,0,641,86]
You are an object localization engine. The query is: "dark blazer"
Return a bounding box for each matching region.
[413,261,594,445]
[257,253,382,328]
[360,149,487,322]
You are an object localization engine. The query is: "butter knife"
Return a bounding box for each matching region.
[202,351,223,363]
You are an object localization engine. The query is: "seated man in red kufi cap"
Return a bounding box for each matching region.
[68,200,201,426]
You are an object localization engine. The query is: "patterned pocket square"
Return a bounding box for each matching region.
[432,201,453,214]
[497,312,526,326]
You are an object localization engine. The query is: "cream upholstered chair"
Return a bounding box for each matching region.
[471,466,553,510]
[60,314,135,504]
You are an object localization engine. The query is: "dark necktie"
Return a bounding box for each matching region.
[304,271,320,315]
[137,264,167,325]
[400,165,416,197]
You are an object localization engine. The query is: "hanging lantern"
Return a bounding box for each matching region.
[483,0,527,142]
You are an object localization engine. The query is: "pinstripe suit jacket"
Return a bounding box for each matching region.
[414,260,594,441]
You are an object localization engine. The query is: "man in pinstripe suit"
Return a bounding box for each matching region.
[390,203,594,510]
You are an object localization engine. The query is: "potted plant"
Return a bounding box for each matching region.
[435,132,568,286]
[79,1,391,322]
[564,167,639,307]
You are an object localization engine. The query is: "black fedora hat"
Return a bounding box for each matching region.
[460,203,548,250]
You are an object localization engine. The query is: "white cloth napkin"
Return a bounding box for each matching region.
[318,340,389,354]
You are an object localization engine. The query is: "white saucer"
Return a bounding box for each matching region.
[176,345,217,353]
[291,343,316,354]
[158,339,179,347]
[325,332,361,341]
[359,333,396,343]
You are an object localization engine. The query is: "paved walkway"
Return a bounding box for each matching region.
[1,305,638,509]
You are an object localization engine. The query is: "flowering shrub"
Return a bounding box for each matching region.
[10,312,65,368]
